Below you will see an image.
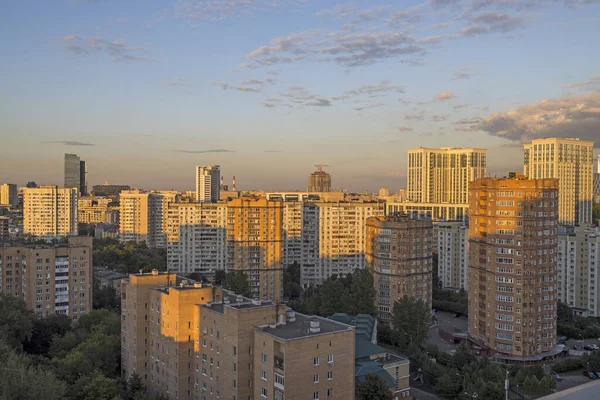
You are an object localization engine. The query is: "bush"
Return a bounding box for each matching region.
[552,358,584,373]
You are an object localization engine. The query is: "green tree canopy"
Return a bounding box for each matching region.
[223,270,251,297]
[390,296,431,351]
[0,293,35,350]
[357,374,393,400]
[23,314,72,356]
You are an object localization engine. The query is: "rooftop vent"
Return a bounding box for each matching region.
[151,269,159,276]
[236,295,244,303]
[224,298,231,304]
[309,319,321,334]
[269,323,277,329]
[180,280,188,287]
[139,269,143,275]
[286,310,296,322]
[194,283,203,288]
[252,298,261,306]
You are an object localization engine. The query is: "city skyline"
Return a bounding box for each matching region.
[1,0,600,191]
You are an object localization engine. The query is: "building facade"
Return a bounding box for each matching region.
[120,190,178,248]
[227,197,284,302]
[121,272,355,400]
[0,216,8,241]
[301,201,385,288]
[80,160,88,196]
[64,153,87,196]
[407,147,487,204]
[437,221,469,291]
[0,183,18,207]
[166,202,228,274]
[196,166,221,203]
[23,186,78,238]
[78,196,114,224]
[308,166,332,192]
[92,183,131,198]
[0,236,92,319]
[557,225,600,317]
[366,215,433,321]
[468,175,559,360]
[387,201,469,222]
[524,138,594,226]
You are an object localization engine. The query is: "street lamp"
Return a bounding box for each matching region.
[580,333,585,352]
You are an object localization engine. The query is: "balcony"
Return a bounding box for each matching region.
[274,353,284,371]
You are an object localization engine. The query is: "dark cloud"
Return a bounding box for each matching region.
[43,141,95,146]
[474,93,600,145]
[173,149,235,154]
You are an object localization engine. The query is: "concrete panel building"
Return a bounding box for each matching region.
[387,201,469,222]
[196,166,220,203]
[524,138,594,226]
[166,202,228,274]
[23,186,78,239]
[437,221,469,291]
[227,197,284,302]
[468,174,559,360]
[0,236,92,319]
[557,225,600,317]
[366,215,433,321]
[0,216,8,241]
[407,147,487,204]
[0,183,18,208]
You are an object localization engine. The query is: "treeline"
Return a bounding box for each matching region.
[287,269,377,316]
[93,238,166,275]
[0,293,161,400]
[432,287,468,316]
[557,301,600,338]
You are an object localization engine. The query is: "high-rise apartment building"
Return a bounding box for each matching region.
[282,201,303,267]
[196,166,221,203]
[0,236,92,319]
[308,165,332,192]
[468,174,559,360]
[387,202,469,222]
[524,138,594,226]
[166,202,228,274]
[0,183,18,207]
[437,221,469,291]
[557,225,600,317]
[0,216,9,240]
[366,215,433,321]
[120,190,178,248]
[301,201,385,287]
[23,186,78,238]
[407,147,487,204]
[64,153,87,196]
[92,183,131,199]
[121,271,355,400]
[227,197,283,302]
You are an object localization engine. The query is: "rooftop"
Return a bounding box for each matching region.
[258,313,353,340]
[539,380,600,399]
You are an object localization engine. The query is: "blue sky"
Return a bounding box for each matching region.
[1,0,599,191]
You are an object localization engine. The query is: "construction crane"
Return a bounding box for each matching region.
[314,164,332,172]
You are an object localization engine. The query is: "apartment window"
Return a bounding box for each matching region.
[327,371,333,380]
[261,370,267,381]
[327,388,333,397]
[261,388,268,398]
[233,363,237,373]
[327,354,333,363]
[313,374,319,383]
[233,346,237,356]
[313,357,319,366]
[274,372,284,388]
[233,379,236,389]
[275,391,284,400]
[261,353,267,363]
[313,392,319,400]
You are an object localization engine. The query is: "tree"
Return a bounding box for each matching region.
[348,269,377,316]
[92,284,120,312]
[187,272,208,283]
[122,373,147,400]
[223,271,251,297]
[71,371,120,400]
[23,314,72,356]
[214,269,226,285]
[319,278,347,316]
[357,374,393,400]
[435,369,463,398]
[390,296,431,351]
[0,293,35,349]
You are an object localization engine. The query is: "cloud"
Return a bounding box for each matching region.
[43,140,95,146]
[459,11,526,37]
[432,115,449,122]
[455,117,483,125]
[429,0,460,8]
[236,86,262,93]
[163,77,190,86]
[176,0,308,21]
[63,35,149,62]
[453,68,476,80]
[405,110,425,120]
[354,103,384,111]
[452,104,470,110]
[264,150,283,153]
[568,75,600,92]
[334,80,405,101]
[173,149,235,154]
[210,81,230,90]
[435,91,457,100]
[306,98,332,107]
[316,5,356,18]
[397,126,414,132]
[474,93,600,145]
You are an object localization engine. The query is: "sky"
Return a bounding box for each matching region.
[1,0,599,192]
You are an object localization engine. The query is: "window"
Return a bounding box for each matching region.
[261,353,267,363]
[274,390,284,400]
[313,374,319,383]
[261,370,267,381]
[233,346,237,356]
[327,388,333,397]
[313,356,319,366]
[274,373,284,388]
[327,371,333,380]
[313,392,319,400]
[261,388,268,398]
[327,354,333,363]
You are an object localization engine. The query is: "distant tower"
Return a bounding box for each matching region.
[379,188,390,198]
[196,165,220,203]
[80,160,87,196]
[308,165,332,192]
[64,153,81,194]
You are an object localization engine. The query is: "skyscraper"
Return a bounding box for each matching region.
[468,174,559,360]
[366,214,433,321]
[524,137,594,226]
[23,186,78,238]
[308,165,332,192]
[407,147,487,204]
[0,183,18,207]
[79,160,87,196]
[64,153,81,194]
[196,165,220,203]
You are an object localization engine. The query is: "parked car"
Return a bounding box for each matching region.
[559,336,568,343]
[584,344,599,351]
[584,370,597,379]
[551,372,563,382]
[590,344,599,350]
